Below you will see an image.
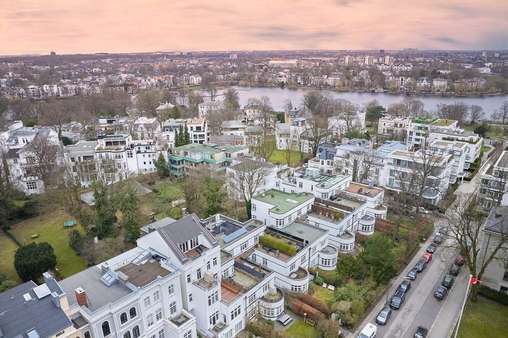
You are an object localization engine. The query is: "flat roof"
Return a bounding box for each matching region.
[495,150,508,169]
[253,189,313,214]
[281,222,327,244]
[346,182,383,198]
[117,260,171,288]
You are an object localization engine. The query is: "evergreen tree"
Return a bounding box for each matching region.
[14,242,57,282]
[120,187,140,242]
[184,125,190,145]
[154,153,170,177]
[93,181,116,239]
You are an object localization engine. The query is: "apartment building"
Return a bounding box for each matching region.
[275,167,351,200]
[479,150,508,210]
[427,129,482,170]
[478,206,508,294]
[221,120,246,141]
[251,189,314,228]
[198,101,223,118]
[169,144,248,177]
[65,140,98,187]
[406,118,459,150]
[132,117,160,141]
[0,121,61,194]
[225,159,278,202]
[429,139,468,184]
[385,149,453,205]
[377,115,410,140]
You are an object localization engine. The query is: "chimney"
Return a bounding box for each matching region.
[75,287,88,307]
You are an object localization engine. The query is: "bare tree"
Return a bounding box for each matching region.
[469,105,484,125]
[250,97,276,160]
[24,131,61,188]
[438,102,468,125]
[493,101,508,125]
[228,159,269,218]
[446,196,508,301]
[303,115,330,157]
[135,89,164,117]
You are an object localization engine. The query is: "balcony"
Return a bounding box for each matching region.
[170,312,192,327]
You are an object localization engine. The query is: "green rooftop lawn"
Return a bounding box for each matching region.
[253,189,313,214]
[9,209,87,279]
[0,233,19,282]
[285,319,321,338]
[457,296,508,338]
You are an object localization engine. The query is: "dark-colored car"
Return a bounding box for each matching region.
[426,243,437,254]
[397,280,411,295]
[414,326,428,338]
[434,285,448,300]
[433,234,444,245]
[415,259,427,273]
[455,255,465,266]
[442,274,455,288]
[390,289,406,310]
[376,307,392,325]
[449,264,461,276]
[407,268,418,280]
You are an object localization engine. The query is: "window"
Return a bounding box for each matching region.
[209,311,219,326]
[230,305,241,320]
[158,330,165,338]
[123,332,131,338]
[208,290,219,306]
[213,257,217,266]
[147,314,154,327]
[188,293,193,302]
[132,326,140,338]
[251,203,256,211]
[154,290,160,302]
[156,309,162,321]
[207,261,211,270]
[84,332,91,338]
[184,331,192,338]
[186,274,191,283]
[169,301,177,315]
[144,297,150,307]
[240,242,247,251]
[197,268,202,280]
[168,284,174,295]
[120,312,128,324]
[129,307,137,319]
[101,321,111,337]
[26,181,37,190]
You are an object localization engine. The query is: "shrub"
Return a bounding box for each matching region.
[478,285,508,306]
[68,230,84,254]
[259,234,297,256]
[297,293,331,316]
[314,275,324,286]
[289,298,325,322]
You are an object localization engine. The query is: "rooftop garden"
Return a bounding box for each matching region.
[259,233,298,256]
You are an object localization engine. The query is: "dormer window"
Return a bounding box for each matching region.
[179,237,198,253]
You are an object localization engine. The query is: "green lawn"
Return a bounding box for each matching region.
[457,296,508,338]
[310,282,335,306]
[138,179,185,221]
[9,210,87,279]
[269,149,306,167]
[286,319,321,338]
[0,233,19,282]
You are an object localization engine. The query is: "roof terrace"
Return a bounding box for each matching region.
[253,189,313,215]
[346,182,383,198]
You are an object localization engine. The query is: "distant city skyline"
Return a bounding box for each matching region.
[1,0,507,55]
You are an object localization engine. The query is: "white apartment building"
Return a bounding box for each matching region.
[328,111,366,137]
[427,129,482,170]
[199,101,223,118]
[275,167,351,200]
[479,150,508,210]
[251,189,314,228]
[221,120,246,141]
[429,140,468,184]
[406,118,459,150]
[132,117,161,141]
[187,118,210,144]
[385,149,453,205]
[377,115,411,140]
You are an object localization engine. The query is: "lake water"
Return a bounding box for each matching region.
[230,86,508,117]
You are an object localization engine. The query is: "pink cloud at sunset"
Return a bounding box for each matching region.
[0,0,507,54]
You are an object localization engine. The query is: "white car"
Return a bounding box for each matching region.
[358,323,377,338]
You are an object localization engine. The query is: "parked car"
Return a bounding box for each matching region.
[422,252,433,263]
[407,268,418,280]
[433,234,444,245]
[455,255,465,266]
[414,326,428,338]
[376,307,392,325]
[426,243,437,254]
[442,274,455,288]
[415,259,427,273]
[390,289,406,310]
[358,323,377,338]
[397,280,411,294]
[434,285,448,300]
[449,264,461,276]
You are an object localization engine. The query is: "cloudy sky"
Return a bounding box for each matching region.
[1,0,507,55]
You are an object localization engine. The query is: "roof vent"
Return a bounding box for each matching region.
[23,293,32,302]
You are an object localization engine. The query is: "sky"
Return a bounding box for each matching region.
[1,0,507,55]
